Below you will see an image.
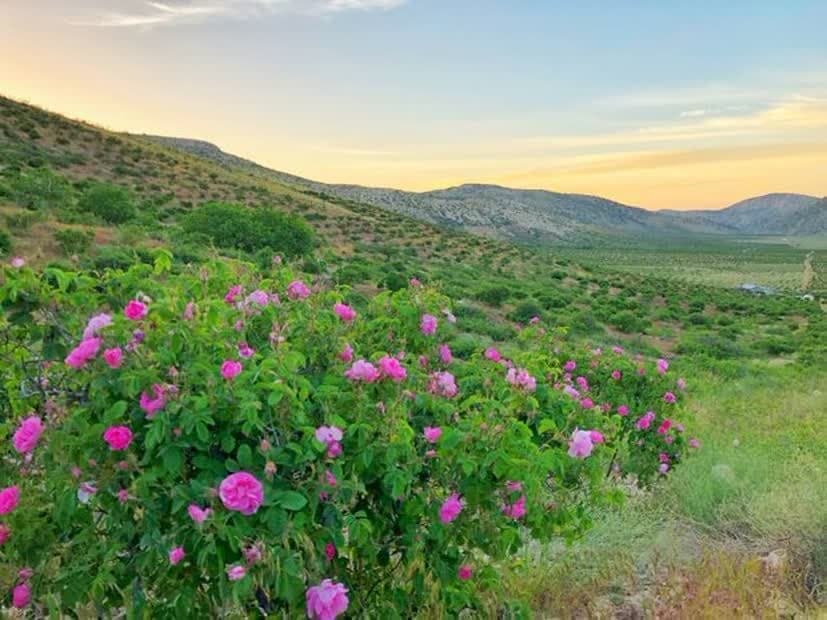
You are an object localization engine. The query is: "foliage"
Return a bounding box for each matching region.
[182,202,314,258]
[54,228,94,256]
[5,168,73,211]
[78,183,137,224]
[0,258,690,616]
[0,230,11,256]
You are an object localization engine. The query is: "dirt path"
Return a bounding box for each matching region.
[802,252,815,291]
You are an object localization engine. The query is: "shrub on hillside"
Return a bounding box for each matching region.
[0,229,11,255]
[78,182,136,224]
[7,167,73,211]
[54,228,94,256]
[183,202,314,257]
[0,259,691,616]
[474,285,511,307]
[508,299,544,324]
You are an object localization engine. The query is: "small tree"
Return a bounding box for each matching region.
[78,183,136,224]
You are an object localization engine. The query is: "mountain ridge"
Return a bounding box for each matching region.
[138,134,826,240]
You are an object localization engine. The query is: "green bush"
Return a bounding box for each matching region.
[182,202,314,257]
[0,229,11,255]
[78,183,136,224]
[508,300,543,323]
[54,228,94,255]
[474,285,511,307]
[7,167,73,210]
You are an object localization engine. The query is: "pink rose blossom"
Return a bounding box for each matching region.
[227,564,247,581]
[589,430,605,444]
[611,369,622,381]
[169,547,185,565]
[287,280,311,300]
[568,430,594,459]
[409,277,421,288]
[221,360,243,380]
[563,360,577,373]
[420,314,438,336]
[439,493,464,524]
[659,463,670,474]
[663,391,677,404]
[636,411,656,430]
[124,299,148,321]
[506,480,523,492]
[458,564,473,581]
[580,397,595,409]
[423,426,442,444]
[0,486,21,515]
[117,489,130,504]
[188,504,212,524]
[219,472,264,515]
[238,342,255,358]
[139,384,166,418]
[333,303,356,322]
[325,542,337,561]
[439,344,453,365]
[12,583,30,609]
[484,347,502,362]
[506,367,537,392]
[183,301,196,320]
[339,344,354,363]
[246,289,270,307]
[103,426,133,451]
[657,419,673,435]
[82,313,112,340]
[12,416,44,454]
[103,347,123,369]
[657,358,669,375]
[65,337,101,369]
[244,544,263,565]
[344,359,380,383]
[324,469,338,487]
[617,405,630,416]
[689,438,701,449]
[10,256,25,269]
[502,494,527,520]
[677,377,687,390]
[225,284,243,304]
[428,371,458,398]
[306,579,349,620]
[378,355,407,382]
[563,385,581,399]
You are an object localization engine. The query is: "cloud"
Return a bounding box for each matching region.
[72,0,407,27]
[679,109,707,118]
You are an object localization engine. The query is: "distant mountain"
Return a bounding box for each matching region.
[674,193,824,235]
[139,135,826,240]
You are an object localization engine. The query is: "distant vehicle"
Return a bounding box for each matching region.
[738,283,777,296]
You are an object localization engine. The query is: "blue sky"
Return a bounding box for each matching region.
[2,0,826,208]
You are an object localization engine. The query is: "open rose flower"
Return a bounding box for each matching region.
[12,583,30,609]
[188,504,212,524]
[103,347,123,369]
[82,313,112,340]
[124,299,148,321]
[333,303,356,322]
[219,471,264,515]
[378,355,407,382]
[568,429,594,459]
[306,579,349,620]
[169,546,185,565]
[13,416,44,454]
[65,337,101,369]
[0,486,21,515]
[420,314,438,335]
[103,426,133,451]
[344,359,379,383]
[139,384,166,418]
[221,360,243,381]
[439,493,464,524]
[287,280,311,300]
[423,426,442,444]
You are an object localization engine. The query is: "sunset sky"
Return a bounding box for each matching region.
[2,1,826,210]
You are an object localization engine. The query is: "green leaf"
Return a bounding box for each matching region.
[237,444,253,467]
[275,491,308,511]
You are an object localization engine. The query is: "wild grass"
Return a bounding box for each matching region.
[500,364,827,617]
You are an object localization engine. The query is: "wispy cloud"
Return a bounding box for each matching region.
[72,0,407,27]
[679,109,708,118]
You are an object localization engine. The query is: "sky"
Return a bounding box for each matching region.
[1,1,826,210]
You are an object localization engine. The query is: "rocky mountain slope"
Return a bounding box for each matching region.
[141,135,826,241]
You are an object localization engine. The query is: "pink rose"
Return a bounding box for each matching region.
[10,256,25,269]
[12,416,44,454]
[502,494,527,520]
[484,347,502,362]
[423,426,442,444]
[458,564,473,581]
[169,546,185,565]
[589,430,605,444]
[65,337,101,369]
[568,430,594,459]
[420,314,438,336]
[221,360,243,381]
[0,486,20,515]
[139,384,166,417]
[124,299,148,321]
[219,471,264,515]
[306,579,349,620]
[339,344,354,363]
[188,504,212,524]
[428,371,458,398]
[344,359,379,383]
[227,564,247,581]
[12,583,30,609]
[378,355,407,382]
[103,426,133,451]
[333,303,356,322]
[287,280,311,300]
[439,344,453,365]
[103,347,123,369]
[225,284,243,304]
[82,313,112,339]
[439,493,464,524]
[325,542,337,561]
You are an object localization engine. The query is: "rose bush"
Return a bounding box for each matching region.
[0,255,691,616]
